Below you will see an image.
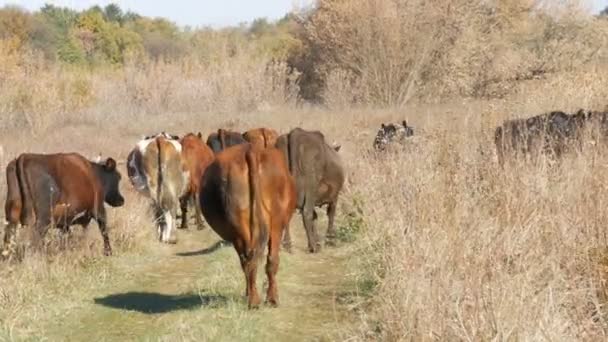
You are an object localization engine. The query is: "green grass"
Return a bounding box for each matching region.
[0,223,359,341]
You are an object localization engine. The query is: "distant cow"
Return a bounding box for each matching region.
[179,132,214,230]
[494,111,579,166]
[275,128,345,253]
[242,128,279,149]
[127,132,189,243]
[199,143,296,309]
[206,129,247,153]
[2,153,125,257]
[373,120,414,151]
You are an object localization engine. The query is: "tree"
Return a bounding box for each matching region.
[103,3,123,24]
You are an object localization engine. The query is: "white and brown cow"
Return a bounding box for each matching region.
[127,132,189,243]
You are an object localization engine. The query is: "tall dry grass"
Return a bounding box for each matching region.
[342,96,608,340]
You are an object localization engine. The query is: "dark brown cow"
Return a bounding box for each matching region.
[275,128,345,253]
[199,143,296,309]
[242,128,279,149]
[2,153,124,257]
[206,129,247,153]
[179,132,215,230]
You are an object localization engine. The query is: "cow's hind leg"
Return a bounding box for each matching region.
[162,208,177,244]
[266,219,282,307]
[235,238,261,309]
[179,195,189,229]
[2,222,18,259]
[325,199,338,246]
[302,201,321,253]
[281,223,292,253]
[30,178,56,254]
[192,192,206,230]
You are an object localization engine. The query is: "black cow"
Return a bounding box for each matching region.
[494,111,580,166]
[206,129,247,153]
[373,120,414,151]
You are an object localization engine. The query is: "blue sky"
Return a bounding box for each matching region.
[0,0,606,28]
[0,0,314,28]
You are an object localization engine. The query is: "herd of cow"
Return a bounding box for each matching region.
[1,107,605,309]
[1,126,344,309]
[372,109,608,166]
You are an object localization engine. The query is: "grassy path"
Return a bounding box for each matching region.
[17,224,358,341]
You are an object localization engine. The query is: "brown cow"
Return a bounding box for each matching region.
[2,153,125,257]
[199,143,296,309]
[206,129,247,153]
[242,128,279,149]
[179,132,215,230]
[275,128,345,253]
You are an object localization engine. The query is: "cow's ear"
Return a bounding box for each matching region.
[104,158,117,171]
[403,120,407,127]
[381,123,386,129]
[333,144,341,152]
[197,132,202,139]
[172,135,179,140]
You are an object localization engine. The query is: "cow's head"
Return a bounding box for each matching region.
[401,120,414,138]
[373,121,414,151]
[94,157,125,207]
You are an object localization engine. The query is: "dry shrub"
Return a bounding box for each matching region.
[347,104,608,340]
[296,0,608,105]
[0,35,301,133]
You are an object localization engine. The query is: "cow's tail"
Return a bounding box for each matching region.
[245,147,268,261]
[155,137,164,204]
[16,155,33,225]
[287,131,297,177]
[219,129,227,151]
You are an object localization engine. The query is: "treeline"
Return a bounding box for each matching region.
[1,1,608,106]
[0,3,299,65]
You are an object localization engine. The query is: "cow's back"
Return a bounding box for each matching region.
[206,129,246,153]
[243,128,279,149]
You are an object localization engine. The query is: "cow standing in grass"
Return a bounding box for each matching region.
[199,143,296,309]
[127,132,189,243]
[206,129,247,153]
[275,128,345,253]
[494,111,582,167]
[3,153,124,257]
[178,132,214,230]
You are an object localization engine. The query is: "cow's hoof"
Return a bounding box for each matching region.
[177,226,188,230]
[196,225,206,231]
[103,249,113,257]
[308,245,321,253]
[325,238,337,247]
[266,298,279,308]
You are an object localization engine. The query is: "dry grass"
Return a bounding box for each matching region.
[2,3,608,339]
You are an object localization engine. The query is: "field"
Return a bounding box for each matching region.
[2,1,608,341]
